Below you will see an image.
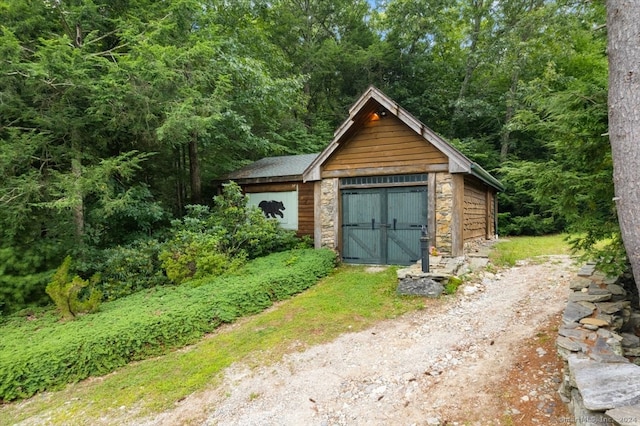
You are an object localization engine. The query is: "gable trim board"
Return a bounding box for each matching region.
[225,86,502,263]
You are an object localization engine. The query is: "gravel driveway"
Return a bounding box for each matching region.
[142,255,576,426]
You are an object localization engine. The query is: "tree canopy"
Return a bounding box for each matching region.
[0,0,621,313]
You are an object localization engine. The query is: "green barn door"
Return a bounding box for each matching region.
[341,186,427,265]
[341,189,383,264]
[386,187,427,264]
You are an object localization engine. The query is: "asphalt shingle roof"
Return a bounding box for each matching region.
[226,153,319,180]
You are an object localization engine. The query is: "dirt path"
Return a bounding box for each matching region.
[140,256,576,426]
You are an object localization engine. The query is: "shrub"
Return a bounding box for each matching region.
[160,182,300,284]
[45,257,101,320]
[498,212,559,236]
[0,246,58,315]
[87,239,169,301]
[159,234,244,284]
[0,248,336,401]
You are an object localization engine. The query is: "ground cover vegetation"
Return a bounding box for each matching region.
[0,0,623,316]
[0,264,426,424]
[0,248,336,402]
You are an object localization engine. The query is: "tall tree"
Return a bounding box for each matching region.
[261,0,379,129]
[607,0,640,292]
[0,0,306,312]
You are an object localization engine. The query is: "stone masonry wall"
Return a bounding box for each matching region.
[557,265,640,425]
[435,173,453,255]
[319,178,339,249]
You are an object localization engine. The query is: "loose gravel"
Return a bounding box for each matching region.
[140,255,576,426]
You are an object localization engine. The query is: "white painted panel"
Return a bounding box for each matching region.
[247,190,298,230]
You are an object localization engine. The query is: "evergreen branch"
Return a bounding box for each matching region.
[5,71,30,78]
[87,43,130,58]
[0,188,25,204]
[82,30,118,47]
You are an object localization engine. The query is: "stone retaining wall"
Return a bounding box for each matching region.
[557,264,640,425]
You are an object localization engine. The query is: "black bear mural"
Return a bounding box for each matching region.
[258,200,286,218]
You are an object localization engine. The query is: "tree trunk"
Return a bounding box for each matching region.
[174,146,186,216]
[71,152,84,243]
[500,65,520,161]
[188,135,202,205]
[451,0,485,136]
[607,0,640,295]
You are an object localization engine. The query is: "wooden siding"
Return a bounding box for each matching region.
[322,115,447,176]
[452,174,465,256]
[297,182,315,237]
[241,182,315,238]
[463,178,489,241]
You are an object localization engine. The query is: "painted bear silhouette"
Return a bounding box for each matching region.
[258,200,285,218]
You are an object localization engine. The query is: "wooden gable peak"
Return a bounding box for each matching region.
[304,86,477,182]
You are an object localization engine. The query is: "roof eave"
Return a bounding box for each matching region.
[470,163,504,192]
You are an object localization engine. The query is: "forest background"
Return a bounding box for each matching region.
[0,0,618,315]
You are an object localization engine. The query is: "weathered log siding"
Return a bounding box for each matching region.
[297,182,315,237]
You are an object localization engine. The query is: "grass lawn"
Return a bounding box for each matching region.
[0,265,428,426]
[489,234,575,267]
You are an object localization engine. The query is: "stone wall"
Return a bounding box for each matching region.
[557,265,640,425]
[435,173,453,255]
[319,178,339,249]
[319,172,489,258]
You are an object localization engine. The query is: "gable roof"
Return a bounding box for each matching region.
[225,153,319,184]
[302,86,503,191]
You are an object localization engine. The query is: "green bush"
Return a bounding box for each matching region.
[498,212,559,236]
[0,248,336,401]
[159,234,245,284]
[0,246,58,315]
[88,239,169,301]
[444,276,463,295]
[160,182,300,284]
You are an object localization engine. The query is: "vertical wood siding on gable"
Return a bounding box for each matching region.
[322,115,448,173]
[463,178,490,241]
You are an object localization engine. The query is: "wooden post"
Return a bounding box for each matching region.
[313,181,322,249]
[451,174,465,256]
[486,189,492,239]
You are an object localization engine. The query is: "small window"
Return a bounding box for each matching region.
[341,174,427,187]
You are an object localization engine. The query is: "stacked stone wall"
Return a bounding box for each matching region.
[435,173,453,255]
[319,178,339,249]
[557,265,640,425]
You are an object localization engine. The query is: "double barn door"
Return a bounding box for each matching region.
[341,186,427,265]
